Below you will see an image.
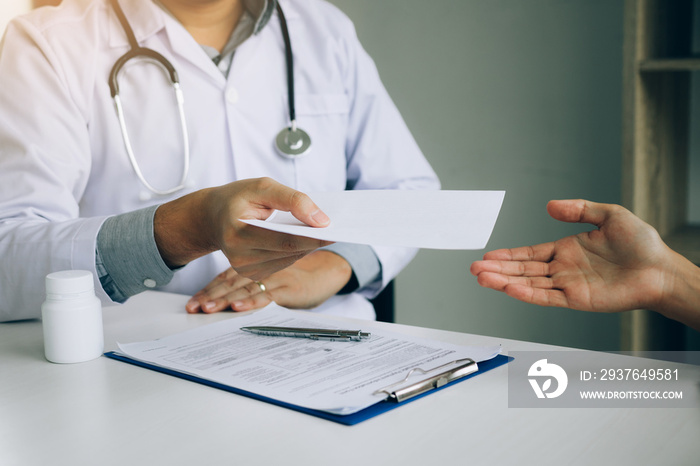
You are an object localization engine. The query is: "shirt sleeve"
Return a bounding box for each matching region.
[321,242,381,293]
[0,16,108,321]
[96,205,174,302]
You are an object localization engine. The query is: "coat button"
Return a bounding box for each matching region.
[226,87,239,104]
[143,278,157,288]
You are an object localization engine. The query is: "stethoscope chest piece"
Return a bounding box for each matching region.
[275,125,311,158]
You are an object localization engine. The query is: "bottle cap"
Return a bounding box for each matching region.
[45,270,94,296]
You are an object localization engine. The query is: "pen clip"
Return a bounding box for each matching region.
[334,330,371,340]
[309,334,352,341]
[374,358,478,403]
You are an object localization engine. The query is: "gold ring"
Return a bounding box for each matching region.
[256,281,267,293]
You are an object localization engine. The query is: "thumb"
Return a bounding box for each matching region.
[258,180,330,228]
[546,199,611,228]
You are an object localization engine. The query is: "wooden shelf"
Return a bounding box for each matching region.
[639,58,700,71]
[664,225,700,265]
[621,0,695,351]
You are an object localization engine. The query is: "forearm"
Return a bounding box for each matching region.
[656,248,700,331]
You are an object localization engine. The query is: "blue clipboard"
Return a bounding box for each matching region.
[104,351,512,425]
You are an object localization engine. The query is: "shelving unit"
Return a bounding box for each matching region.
[639,58,700,71]
[622,0,698,350]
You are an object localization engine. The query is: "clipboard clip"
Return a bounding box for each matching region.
[374,358,478,403]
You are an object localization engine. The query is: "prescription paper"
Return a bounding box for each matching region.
[115,306,501,415]
[240,190,505,250]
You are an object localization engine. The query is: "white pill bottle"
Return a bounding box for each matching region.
[42,270,104,363]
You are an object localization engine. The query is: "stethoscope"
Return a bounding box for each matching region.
[108,0,311,197]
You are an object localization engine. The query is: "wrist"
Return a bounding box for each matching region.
[654,248,700,330]
[154,189,216,268]
[301,250,353,293]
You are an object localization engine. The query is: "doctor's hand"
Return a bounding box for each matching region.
[154,177,332,281]
[470,200,673,313]
[185,250,353,313]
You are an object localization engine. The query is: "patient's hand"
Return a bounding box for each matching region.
[470,199,669,313]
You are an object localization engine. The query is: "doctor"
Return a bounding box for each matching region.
[0,0,439,322]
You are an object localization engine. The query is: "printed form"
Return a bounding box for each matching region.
[115,306,500,415]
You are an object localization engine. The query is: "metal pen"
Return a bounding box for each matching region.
[241,326,371,342]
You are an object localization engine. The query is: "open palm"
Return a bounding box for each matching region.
[470,200,668,312]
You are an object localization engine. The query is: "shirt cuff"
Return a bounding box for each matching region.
[96,205,174,302]
[321,243,381,294]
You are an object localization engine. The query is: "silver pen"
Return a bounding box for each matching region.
[241,326,371,342]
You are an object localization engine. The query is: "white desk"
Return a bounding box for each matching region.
[2,291,699,465]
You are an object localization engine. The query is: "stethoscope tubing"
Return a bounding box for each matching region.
[108,0,181,97]
[274,2,312,157]
[109,0,309,197]
[112,86,190,197]
[276,3,296,124]
[109,0,191,197]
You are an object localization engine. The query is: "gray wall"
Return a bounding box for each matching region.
[329,0,624,350]
[689,0,700,224]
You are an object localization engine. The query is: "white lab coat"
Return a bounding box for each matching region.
[0,0,439,322]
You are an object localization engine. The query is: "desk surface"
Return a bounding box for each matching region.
[2,291,699,466]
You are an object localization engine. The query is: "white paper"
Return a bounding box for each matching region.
[115,306,501,415]
[240,190,505,250]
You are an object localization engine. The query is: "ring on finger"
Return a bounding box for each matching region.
[255,281,267,293]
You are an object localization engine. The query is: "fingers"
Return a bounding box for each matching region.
[236,224,333,254]
[202,268,251,296]
[229,282,274,312]
[474,272,571,308]
[186,297,231,314]
[470,259,551,277]
[286,191,330,228]
[248,178,330,228]
[476,271,554,292]
[186,272,274,314]
[479,242,556,263]
[228,251,309,281]
[221,180,335,276]
[186,268,250,313]
[546,199,625,228]
[503,284,571,308]
[218,224,332,281]
[220,278,275,312]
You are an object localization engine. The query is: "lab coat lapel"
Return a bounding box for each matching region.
[161,19,227,88]
[226,27,264,86]
[107,0,165,48]
[228,2,301,98]
[108,0,225,88]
